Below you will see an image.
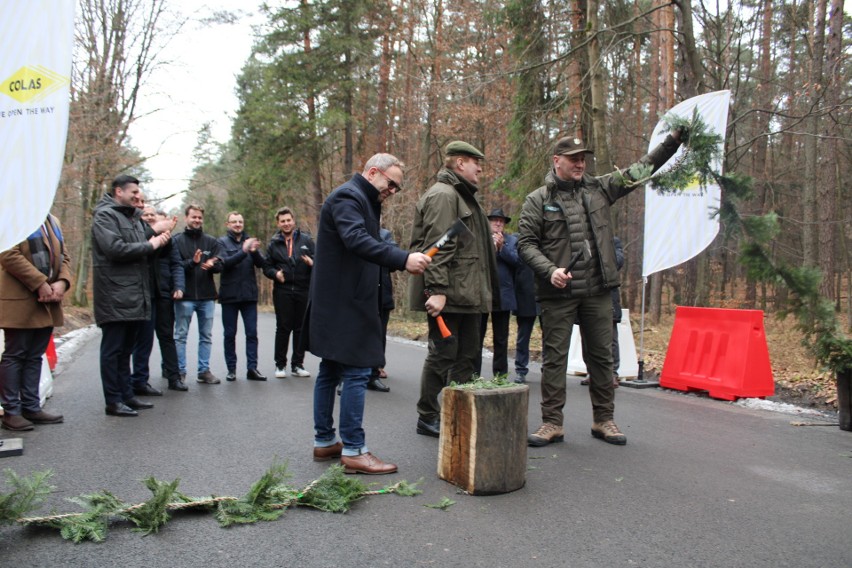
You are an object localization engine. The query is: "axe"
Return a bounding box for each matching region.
[423,218,474,338]
[563,239,592,275]
[424,218,474,257]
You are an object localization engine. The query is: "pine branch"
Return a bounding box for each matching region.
[0,469,55,525]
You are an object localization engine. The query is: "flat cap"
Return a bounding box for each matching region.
[445,141,485,159]
[553,136,594,156]
[487,208,511,222]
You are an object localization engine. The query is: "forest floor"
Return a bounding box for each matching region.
[386,310,840,414]
[59,306,839,413]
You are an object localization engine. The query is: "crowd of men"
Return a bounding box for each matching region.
[1,130,684,475]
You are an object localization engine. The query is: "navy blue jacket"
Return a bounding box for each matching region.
[495,232,520,313]
[218,230,265,303]
[306,173,409,368]
[379,228,397,311]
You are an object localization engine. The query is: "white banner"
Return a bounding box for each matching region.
[0,1,74,253]
[642,90,731,278]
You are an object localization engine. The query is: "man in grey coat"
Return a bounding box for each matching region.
[91,175,171,417]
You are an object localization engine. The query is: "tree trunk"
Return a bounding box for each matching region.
[802,0,827,268]
[586,0,611,173]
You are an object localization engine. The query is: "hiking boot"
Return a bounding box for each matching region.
[591,420,627,445]
[197,371,221,384]
[527,423,564,447]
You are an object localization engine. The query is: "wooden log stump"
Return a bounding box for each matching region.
[437,384,529,495]
[837,369,851,432]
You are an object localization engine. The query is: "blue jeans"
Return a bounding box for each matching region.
[221,301,258,372]
[174,300,214,375]
[313,360,371,455]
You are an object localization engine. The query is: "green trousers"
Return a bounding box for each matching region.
[539,293,615,425]
[417,312,481,421]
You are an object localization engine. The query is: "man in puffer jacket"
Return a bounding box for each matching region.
[518,129,683,447]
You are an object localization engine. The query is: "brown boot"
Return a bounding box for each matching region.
[22,410,64,424]
[1,414,34,431]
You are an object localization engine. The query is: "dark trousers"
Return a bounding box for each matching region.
[273,288,308,370]
[372,307,392,377]
[100,321,143,405]
[222,301,259,372]
[475,310,511,377]
[0,327,52,415]
[131,296,180,385]
[539,293,614,425]
[417,312,482,421]
[514,315,539,378]
[155,296,180,380]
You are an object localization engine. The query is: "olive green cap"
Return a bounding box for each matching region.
[445,141,485,159]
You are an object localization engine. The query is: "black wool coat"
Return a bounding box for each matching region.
[305,173,409,368]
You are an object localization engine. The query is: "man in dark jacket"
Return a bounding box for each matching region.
[219,211,266,381]
[263,207,314,379]
[307,153,431,475]
[518,130,683,447]
[408,141,500,439]
[91,175,170,417]
[171,204,223,385]
[476,207,519,379]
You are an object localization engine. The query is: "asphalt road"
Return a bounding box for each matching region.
[1,309,850,567]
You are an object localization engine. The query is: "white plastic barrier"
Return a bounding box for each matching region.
[567,309,639,379]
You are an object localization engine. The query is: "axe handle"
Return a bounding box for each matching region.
[425,246,440,258]
[563,250,583,275]
[424,289,452,338]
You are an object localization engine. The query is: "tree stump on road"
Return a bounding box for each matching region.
[437,384,528,495]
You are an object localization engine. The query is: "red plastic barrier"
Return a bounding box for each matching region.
[45,334,57,371]
[660,307,774,401]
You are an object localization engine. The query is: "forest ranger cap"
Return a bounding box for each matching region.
[553,137,594,156]
[445,141,485,160]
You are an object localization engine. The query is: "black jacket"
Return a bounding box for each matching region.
[170,228,222,301]
[218,231,265,303]
[263,229,314,294]
[90,193,154,324]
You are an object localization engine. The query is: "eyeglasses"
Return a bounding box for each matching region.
[376,169,403,193]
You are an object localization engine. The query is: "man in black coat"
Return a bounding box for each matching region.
[307,153,431,475]
[91,175,171,417]
[218,211,266,381]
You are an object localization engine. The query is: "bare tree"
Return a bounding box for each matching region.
[62,0,180,306]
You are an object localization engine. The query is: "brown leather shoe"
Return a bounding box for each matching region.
[1,414,34,431]
[22,410,64,424]
[313,441,343,462]
[340,452,398,475]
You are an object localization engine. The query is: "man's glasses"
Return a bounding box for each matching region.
[376,169,403,193]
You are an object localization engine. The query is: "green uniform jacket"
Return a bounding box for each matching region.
[408,168,500,314]
[518,134,680,300]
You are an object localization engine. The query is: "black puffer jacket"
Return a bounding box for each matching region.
[91,193,154,324]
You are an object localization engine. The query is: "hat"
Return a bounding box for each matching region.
[445,141,485,159]
[553,136,594,156]
[487,208,511,222]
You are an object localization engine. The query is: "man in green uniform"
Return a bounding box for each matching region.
[518,129,683,446]
[409,141,500,438]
